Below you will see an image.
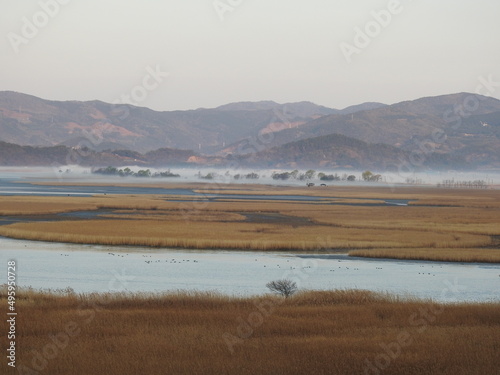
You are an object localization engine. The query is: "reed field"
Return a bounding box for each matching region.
[2,287,499,375]
[0,196,102,215]
[0,185,498,262]
[349,248,500,263]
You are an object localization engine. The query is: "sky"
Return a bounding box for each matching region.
[2,0,500,111]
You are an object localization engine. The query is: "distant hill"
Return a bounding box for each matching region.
[215,100,386,118]
[216,100,339,118]
[252,93,500,167]
[236,133,464,170]
[0,92,386,155]
[215,101,282,111]
[336,102,386,115]
[0,92,339,154]
[0,141,198,167]
[264,93,500,147]
[0,141,71,166]
[1,91,499,170]
[0,132,486,171]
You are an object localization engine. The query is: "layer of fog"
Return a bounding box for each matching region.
[1,166,499,188]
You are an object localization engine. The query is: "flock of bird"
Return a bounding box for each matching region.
[57,250,445,278]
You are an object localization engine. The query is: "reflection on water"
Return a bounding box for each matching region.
[1,237,498,303]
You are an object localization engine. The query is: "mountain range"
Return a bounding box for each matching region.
[0,91,499,170]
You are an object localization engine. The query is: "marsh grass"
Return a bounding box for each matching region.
[0,186,498,262]
[349,247,500,263]
[2,287,499,375]
[0,218,490,251]
[0,196,100,215]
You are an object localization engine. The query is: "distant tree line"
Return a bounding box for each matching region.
[272,170,317,180]
[437,179,489,189]
[318,172,356,181]
[93,166,180,178]
[198,172,215,180]
[91,167,390,184]
[405,177,423,185]
[361,170,382,182]
[196,171,261,180]
[234,172,259,180]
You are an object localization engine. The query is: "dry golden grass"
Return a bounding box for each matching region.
[0,186,498,262]
[2,287,499,375]
[101,209,246,222]
[0,196,101,215]
[349,248,500,263]
[287,205,500,235]
[193,185,500,204]
[0,218,490,251]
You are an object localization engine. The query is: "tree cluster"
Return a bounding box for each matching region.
[234,172,259,180]
[272,169,316,180]
[93,166,180,178]
[437,179,488,189]
[361,170,382,182]
[317,173,356,181]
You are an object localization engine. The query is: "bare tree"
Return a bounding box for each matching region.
[266,279,298,298]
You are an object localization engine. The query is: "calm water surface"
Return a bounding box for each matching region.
[1,237,498,303]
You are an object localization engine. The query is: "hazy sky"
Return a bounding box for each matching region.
[2,0,500,111]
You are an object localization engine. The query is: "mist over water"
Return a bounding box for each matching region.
[1,167,499,188]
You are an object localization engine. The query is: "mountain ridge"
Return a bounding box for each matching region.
[1,91,499,170]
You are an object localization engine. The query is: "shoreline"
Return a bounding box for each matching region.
[1,232,499,264]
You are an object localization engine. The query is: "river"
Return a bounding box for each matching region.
[1,237,498,302]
